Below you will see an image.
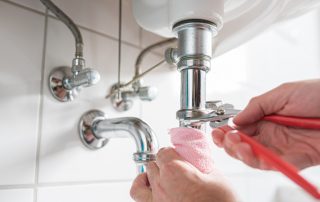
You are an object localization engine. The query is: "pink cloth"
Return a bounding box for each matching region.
[169,127,214,174]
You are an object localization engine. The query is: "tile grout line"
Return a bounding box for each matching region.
[0,179,133,190]
[138,27,144,118]
[117,0,122,90]
[0,171,274,191]
[0,0,44,15]
[0,170,273,190]
[76,23,144,51]
[33,8,49,202]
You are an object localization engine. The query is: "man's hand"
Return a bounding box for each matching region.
[130,147,236,202]
[212,80,320,170]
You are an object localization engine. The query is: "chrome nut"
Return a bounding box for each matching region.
[165,48,178,65]
[138,86,158,101]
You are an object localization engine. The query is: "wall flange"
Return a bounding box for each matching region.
[49,66,80,102]
[78,110,109,150]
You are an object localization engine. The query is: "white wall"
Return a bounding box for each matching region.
[0,0,320,202]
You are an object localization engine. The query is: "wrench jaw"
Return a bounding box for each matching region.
[182,100,241,128]
[209,117,231,128]
[188,114,236,128]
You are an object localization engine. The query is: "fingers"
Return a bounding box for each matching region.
[234,142,260,169]
[223,133,271,169]
[234,84,291,126]
[212,130,272,170]
[222,131,241,159]
[146,162,160,188]
[212,126,252,146]
[212,128,224,147]
[130,173,152,202]
[156,147,185,169]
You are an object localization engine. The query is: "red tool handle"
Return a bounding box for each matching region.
[263,115,320,129]
[218,125,320,199]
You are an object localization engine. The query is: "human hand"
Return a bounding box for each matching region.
[212,80,320,170]
[130,147,236,202]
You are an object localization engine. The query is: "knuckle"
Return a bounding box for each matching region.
[278,83,288,90]
[249,96,260,105]
[278,82,294,90]
[157,147,175,159]
[279,83,287,88]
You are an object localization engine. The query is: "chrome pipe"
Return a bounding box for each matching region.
[93,117,158,154]
[172,20,217,128]
[79,110,158,173]
[40,0,83,58]
[175,21,214,58]
[180,68,206,110]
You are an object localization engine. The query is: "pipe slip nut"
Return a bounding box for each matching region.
[177,57,211,72]
[133,152,156,164]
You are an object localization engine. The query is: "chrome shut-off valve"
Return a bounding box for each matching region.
[109,81,158,112]
[49,58,100,102]
[42,0,100,102]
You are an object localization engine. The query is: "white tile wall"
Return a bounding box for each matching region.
[245,10,320,90]
[141,29,169,56]
[1,0,320,202]
[122,0,140,46]
[274,186,320,202]
[37,182,133,202]
[0,189,33,202]
[225,175,249,202]
[141,29,165,48]
[47,0,119,39]
[38,17,139,183]
[0,1,44,185]
[9,0,45,12]
[246,173,289,202]
[140,53,179,147]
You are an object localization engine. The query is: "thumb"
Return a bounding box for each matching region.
[130,173,152,202]
[234,84,290,126]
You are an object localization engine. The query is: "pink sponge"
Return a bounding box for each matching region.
[169,127,214,174]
